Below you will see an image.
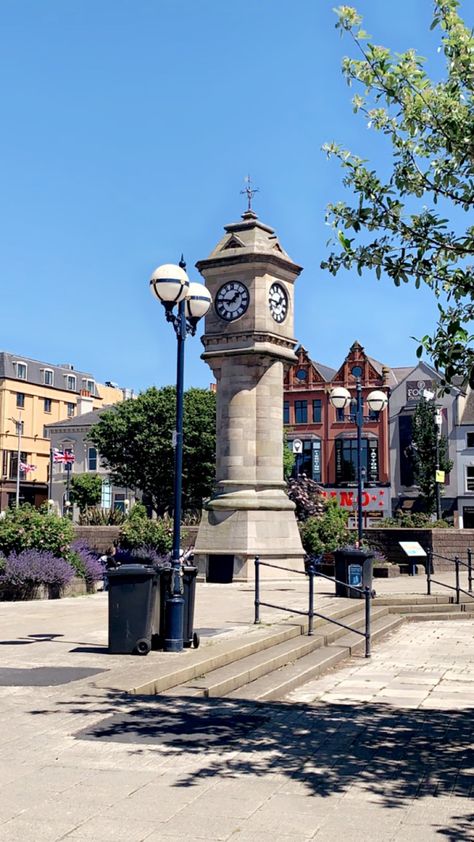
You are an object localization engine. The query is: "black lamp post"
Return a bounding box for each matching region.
[329,369,388,545]
[150,258,211,652]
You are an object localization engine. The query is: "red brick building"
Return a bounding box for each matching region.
[284,341,392,522]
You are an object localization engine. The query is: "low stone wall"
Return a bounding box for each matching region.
[73,526,121,553]
[364,528,474,571]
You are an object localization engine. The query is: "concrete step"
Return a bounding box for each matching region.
[402,611,474,622]
[387,602,467,614]
[227,614,402,702]
[171,606,389,699]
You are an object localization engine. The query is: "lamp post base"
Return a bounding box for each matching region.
[163,593,184,653]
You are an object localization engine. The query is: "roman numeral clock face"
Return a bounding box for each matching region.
[215,281,249,321]
[269,282,288,323]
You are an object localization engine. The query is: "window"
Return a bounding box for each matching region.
[336,407,345,422]
[17,362,27,380]
[9,451,27,480]
[296,369,308,381]
[312,399,322,423]
[86,379,95,394]
[67,402,75,418]
[283,401,290,425]
[66,374,76,391]
[467,433,474,449]
[295,400,308,424]
[16,393,25,408]
[44,398,52,413]
[399,414,415,487]
[101,479,112,508]
[335,438,379,483]
[44,369,54,386]
[114,493,126,512]
[293,439,322,482]
[88,447,97,471]
[466,467,474,492]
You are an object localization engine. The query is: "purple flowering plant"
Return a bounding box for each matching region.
[69,541,104,585]
[0,550,74,599]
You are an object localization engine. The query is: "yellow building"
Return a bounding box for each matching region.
[0,352,127,509]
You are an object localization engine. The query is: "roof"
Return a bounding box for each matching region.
[460,389,474,424]
[44,407,110,430]
[313,362,337,382]
[0,350,99,396]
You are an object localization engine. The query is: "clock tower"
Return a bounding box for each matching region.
[194,207,305,580]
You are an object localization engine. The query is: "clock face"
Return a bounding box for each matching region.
[269,282,288,323]
[215,281,249,322]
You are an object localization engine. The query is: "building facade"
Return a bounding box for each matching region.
[284,342,392,524]
[44,408,136,519]
[0,351,127,510]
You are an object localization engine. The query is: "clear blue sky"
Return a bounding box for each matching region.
[1,1,470,392]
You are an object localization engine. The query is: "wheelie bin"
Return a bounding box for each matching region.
[157,563,200,649]
[333,548,374,599]
[108,564,159,655]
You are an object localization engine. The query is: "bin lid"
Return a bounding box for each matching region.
[107,564,156,579]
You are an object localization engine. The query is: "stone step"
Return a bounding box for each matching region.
[386,602,468,614]
[181,606,389,699]
[402,611,474,622]
[226,614,402,702]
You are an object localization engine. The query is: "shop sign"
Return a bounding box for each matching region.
[320,488,388,509]
[406,379,433,404]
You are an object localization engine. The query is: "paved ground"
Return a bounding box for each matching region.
[0,574,472,841]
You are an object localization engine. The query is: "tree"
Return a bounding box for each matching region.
[321,2,474,387]
[411,398,453,514]
[88,387,216,516]
[70,474,102,514]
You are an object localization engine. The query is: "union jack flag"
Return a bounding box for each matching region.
[53,449,75,464]
[20,463,37,473]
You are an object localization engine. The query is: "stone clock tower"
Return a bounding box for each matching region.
[194,206,305,581]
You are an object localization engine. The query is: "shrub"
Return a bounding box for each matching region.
[379,511,453,528]
[78,507,127,525]
[118,511,173,555]
[287,474,325,522]
[68,541,104,586]
[300,498,352,556]
[0,550,74,600]
[70,474,102,513]
[0,504,73,557]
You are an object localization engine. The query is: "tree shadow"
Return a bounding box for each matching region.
[33,690,473,827]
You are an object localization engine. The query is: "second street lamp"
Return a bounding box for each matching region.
[329,370,388,545]
[150,259,212,653]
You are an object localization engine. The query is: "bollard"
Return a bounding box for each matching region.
[455,556,460,605]
[468,548,473,594]
[254,556,260,624]
[426,549,432,596]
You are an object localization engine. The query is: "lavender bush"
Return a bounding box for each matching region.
[69,541,104,590]
[0,550,74,600]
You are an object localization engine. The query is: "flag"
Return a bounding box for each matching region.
[20,463,37,473]
[53,449,75,464]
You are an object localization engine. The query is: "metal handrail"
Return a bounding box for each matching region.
[254,556,372,658]
[426,548,474,604]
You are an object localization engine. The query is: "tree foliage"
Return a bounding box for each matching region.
[322,1,474,387]
[89,387,216,516]
[70,473,102,514]
[411,397,453,514]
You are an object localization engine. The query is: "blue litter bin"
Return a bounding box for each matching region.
[333,548,374,599]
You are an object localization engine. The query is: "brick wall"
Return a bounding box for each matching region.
[364,528,474,570]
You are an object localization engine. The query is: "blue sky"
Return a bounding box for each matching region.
[1,1,470,392]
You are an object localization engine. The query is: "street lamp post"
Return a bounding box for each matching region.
[329,372,388,545]
[150,258,211,653]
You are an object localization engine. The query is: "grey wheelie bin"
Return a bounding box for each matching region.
[108,564,160,655]
[333,548,374,599]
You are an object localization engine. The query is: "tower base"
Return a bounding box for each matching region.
[194,506,305,582]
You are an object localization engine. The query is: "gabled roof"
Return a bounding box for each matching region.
[44,407,109,430]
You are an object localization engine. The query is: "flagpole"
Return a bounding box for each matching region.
[15,412,22,508]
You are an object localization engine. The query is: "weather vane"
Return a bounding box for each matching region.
[241,175,259,212]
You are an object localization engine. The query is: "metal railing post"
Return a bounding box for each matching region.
[426,549,432,596]
[468,548,473,594]
[254,556,260,624]
[455,556,460,605]
[364,586,371,658]
[308,565,314,636]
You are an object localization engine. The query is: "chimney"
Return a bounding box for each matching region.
[77,391,93,415]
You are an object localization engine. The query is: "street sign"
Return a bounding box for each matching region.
[436,469,445,483]
[292,439,303,454]
[399,541,427,557]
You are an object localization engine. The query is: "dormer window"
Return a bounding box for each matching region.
[17,362,27,380]
[86,380,95,394]
[66,374,76,391]
[44,369,54,386]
